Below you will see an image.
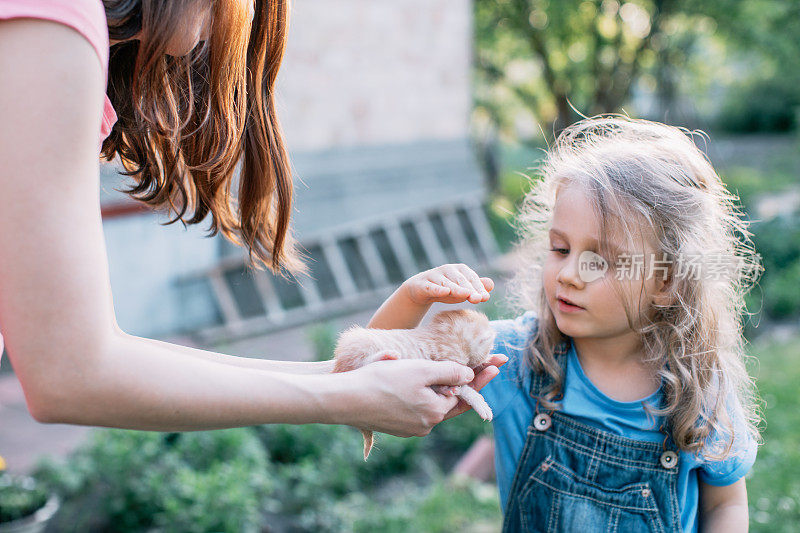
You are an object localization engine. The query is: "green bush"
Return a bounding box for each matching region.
[750,214,800,320]
[342,477,501,533]
[254,423,426,530]
[720,167,768,212]
[763,260,800,318]
[33,428,272,532]
[250,411,494,531]
[0,473,48,524]
[718,78,800,133]
[487,196,519,253]
[28,389,495,532]
[306,321,339,362]
[426,411,493,470]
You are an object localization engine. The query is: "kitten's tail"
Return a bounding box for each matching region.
[455,386,493,421]
[359,388,491,461]
[361,429,374,460]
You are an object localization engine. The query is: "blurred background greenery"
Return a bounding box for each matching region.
[14,0,800,531]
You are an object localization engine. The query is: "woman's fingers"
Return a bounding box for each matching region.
[355,355,506,433]
[470,365,499,392]
[422,360,475,387]
[442,358,505,421]
[443,397,472,420]
[488,353,508,368]
[432,389,461,415]
[350,360,465,437]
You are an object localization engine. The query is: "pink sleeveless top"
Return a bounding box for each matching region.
[0,0,117,368]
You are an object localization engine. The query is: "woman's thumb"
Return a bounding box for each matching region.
[425,361,474,387]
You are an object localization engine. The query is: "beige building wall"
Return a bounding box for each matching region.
[276,0,473,151]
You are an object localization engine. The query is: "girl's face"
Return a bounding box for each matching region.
[542,181,667,343]
[165,0,255,57]
[165,3,212,56]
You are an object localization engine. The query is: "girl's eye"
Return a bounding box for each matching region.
[550,247,569,255]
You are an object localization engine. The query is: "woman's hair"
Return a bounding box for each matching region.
[101,0,301,273]
[510,115,763,459]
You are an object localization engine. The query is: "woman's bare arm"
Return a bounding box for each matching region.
[0,18,472,435]
[138,335,335,374]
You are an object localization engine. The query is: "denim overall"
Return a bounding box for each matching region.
[502,341,682,533]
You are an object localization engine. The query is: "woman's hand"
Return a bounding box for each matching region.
[337,359,476,437]
[443,353,508,420]
[404,264,494,305]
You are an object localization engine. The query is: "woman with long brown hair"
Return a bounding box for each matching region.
[0,0,501,437]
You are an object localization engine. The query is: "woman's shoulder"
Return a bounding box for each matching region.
[0,0,109,73]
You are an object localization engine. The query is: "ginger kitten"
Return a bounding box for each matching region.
[333,309,496,459]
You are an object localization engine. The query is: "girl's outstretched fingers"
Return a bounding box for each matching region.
[479,276,494,295]
[404,264,494,305]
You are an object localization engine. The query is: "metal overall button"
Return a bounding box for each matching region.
[641,487,651,498]
[660,450,678,469]
[534,413,552,431]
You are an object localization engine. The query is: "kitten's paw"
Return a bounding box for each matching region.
[455,385,494,421]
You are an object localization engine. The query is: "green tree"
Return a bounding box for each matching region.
[475,0,684,135]
[474,0,800,138]
[703,0,800,132]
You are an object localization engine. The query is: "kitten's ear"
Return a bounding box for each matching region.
[371,350,401,363]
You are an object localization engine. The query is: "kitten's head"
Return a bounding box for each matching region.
[429,309,496,367]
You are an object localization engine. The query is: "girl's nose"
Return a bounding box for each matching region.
[556,255,585,289]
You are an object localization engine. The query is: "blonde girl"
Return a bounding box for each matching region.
[371,116,762,532]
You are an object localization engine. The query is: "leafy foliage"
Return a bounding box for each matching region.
[751,214,800,320]
[475,0,715,134]
[0,474,48,524]
[474,0,800,137]
[33,428,272,532]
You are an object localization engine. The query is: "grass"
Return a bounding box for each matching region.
[747,332,800,532]
[344,478,502,533]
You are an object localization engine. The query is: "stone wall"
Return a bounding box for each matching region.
[277,0,473,151]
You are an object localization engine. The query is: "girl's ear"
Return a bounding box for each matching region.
[652,270,674,307]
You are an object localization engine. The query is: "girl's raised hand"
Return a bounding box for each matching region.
[403,264,494,305]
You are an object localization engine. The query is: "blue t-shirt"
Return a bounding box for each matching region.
[483,312,757,533]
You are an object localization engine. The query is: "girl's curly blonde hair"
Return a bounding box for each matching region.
[509,115,763,460]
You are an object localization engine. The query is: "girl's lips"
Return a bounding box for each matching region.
[557,298,585,313]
